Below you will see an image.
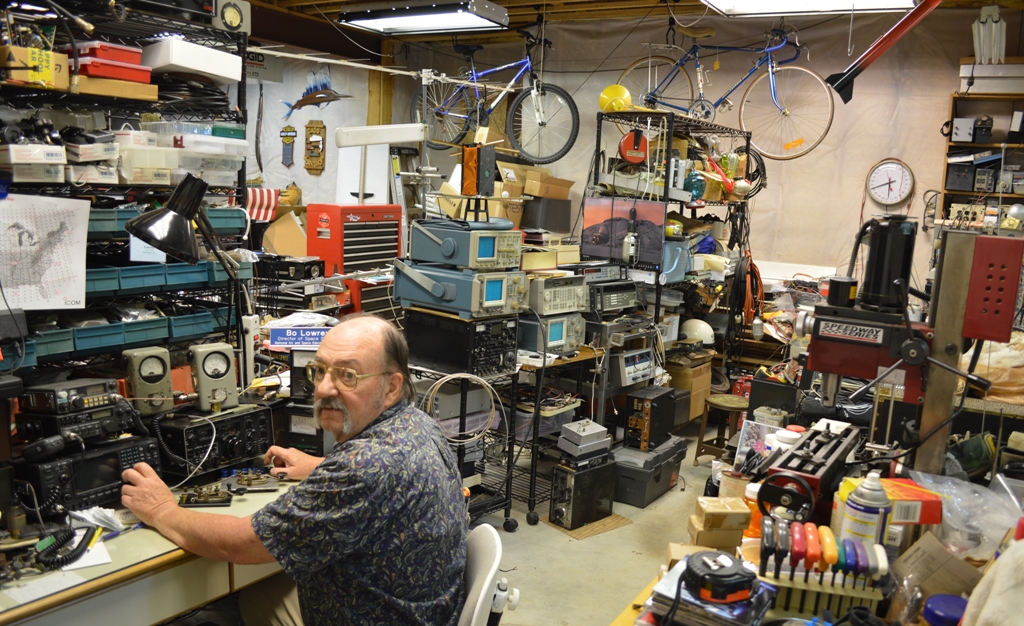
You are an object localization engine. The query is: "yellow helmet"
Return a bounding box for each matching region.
[599,84,632,113]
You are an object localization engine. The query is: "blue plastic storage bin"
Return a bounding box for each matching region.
[0,339,36,371]
[74,324,125,351]
[34,329,74,358]
[207,260,253,284]
[119,264,166,293]
[87,208,141,240]
[168,312,214,340]
[205,208,246,235]
[124,317,169,345]
[165,263,209,289]
[209,307,237,331]
[86,268,120,295]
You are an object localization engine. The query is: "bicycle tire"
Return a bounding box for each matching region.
[738,65,834,160]
[616,55,692,135]
[410,82,474,151]
[506,83,579,165]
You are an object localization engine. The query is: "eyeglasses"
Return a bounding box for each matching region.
[305,361,390,391]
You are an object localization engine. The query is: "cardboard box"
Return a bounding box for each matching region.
[524,170,574,200]
[118,167,170,185]
[666,360,713,420]
[832,477,942,528]
[472,124,509,149]
[66,163,117,184]
[78,75,158,101]
[0,145,66,165]
[667,542,706,569]
[549,243,580,265]
[263,211,307,257]
[3,164,63,183]
[0,46,68,89]
[492,199,524,229]
[521,248,558,271]
[695,497,752,531]
[687,514,744,549]
[66,142,119,163]
[498,162,546,189]
[493,180,523,199]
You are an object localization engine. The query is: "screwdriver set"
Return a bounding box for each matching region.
[756,517,886,619]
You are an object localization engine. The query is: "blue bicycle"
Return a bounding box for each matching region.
[617,27,834,160]
[410,28,579,165]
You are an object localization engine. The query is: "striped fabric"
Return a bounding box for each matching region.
[246,187,280,222]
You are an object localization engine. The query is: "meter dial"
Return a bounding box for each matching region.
[211,388,229,402]
[203,352,231,379]
[220,2,243,29]
[138,355,167,384]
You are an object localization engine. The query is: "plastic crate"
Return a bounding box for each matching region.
[164,263,209,289]
[0,339,36,371]
[439,409,499,438]
[168,312,214,340]
[124,317,169,345]
[86,267,120,294]
[87,208,141,240]
[66,41,143,64]
[74,324,125,351]
[496,407,575,442]
[119,264,166,293]
[77,57,152,83]
[209,306,236,331]
[205,208,246,235]
[207,260,253,284]
[34,329,74,358]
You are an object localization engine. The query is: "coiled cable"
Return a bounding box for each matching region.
[35,526,94,569]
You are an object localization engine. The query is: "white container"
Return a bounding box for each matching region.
[121,146,179,169]
[171,168,237,187]
[140,121,213,137]
[438,409,498,438]
[118,167,171,185]
[66,163,117,184]
[66,142,119,163]
[161,134,248,156]
[113,130,157,147]
[3,164,63,183]
[0,144,66,165]
[141,39,242,85]
[177,151,244,171]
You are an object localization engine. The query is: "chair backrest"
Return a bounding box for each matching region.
[458,524,502,626]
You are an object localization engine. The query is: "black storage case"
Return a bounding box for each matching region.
[521,197,572,232]
[548,460,617,530]
[612,435,687,508]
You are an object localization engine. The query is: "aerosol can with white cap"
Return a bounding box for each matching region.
[839,470,892,545]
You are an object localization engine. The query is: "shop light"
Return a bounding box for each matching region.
[700,0,916,17]
[337,0,508,35]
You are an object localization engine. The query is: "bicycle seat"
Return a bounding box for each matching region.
[680,26,716,40]
[454,44,484,55]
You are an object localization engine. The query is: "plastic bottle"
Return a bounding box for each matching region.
[839,470,892,545]
[921,594,968,626]
[743,482,763,538]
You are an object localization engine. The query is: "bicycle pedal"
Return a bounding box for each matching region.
[718,98,734,111]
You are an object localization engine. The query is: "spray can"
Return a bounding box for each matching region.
[839,470,892,545]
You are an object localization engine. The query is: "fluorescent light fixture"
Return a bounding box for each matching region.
[701,0,916,17]
[337,0,508,35]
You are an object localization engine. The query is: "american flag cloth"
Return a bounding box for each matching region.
[246,187,280,222]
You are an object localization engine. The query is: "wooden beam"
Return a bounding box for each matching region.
[366,40,395,125]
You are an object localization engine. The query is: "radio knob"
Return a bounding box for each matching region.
[63,493,72,502]
[101,419,117,433]
[577,288,584,297]
[71,397,85,410]
[551,506,565,522]
[544,292,551,301]
[511,276,520,283]
[517,286,525,294]
[224,436,245,458]
[148,444,158,453]
[59,473,69,482]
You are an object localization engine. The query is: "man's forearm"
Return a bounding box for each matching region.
[154,509,276,565]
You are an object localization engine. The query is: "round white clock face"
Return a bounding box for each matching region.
[867,160,914,206]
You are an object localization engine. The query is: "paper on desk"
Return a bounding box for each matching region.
[58,529,112,571]
[4,571,86,603]
[892,531,982,597]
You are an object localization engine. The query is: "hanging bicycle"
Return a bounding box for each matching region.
[617,26,834,161]
[410,27,580,165]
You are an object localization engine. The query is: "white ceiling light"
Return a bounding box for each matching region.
[337,0,509,35]
[700,0,916,18]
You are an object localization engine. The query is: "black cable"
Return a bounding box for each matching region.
[847,219,878,279]
[151,414,192,470]
[662,565,687,626]
[35,525,94,569]
[41,1,77,78]
[0,278,27,373]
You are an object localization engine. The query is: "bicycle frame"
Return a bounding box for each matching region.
[645,35,800,115]
[431,55,533,124]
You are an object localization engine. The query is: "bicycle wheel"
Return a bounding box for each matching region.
[506,83,579,165]
[410,82,474,151]
[616,55,692,135]
[738,65,834,160]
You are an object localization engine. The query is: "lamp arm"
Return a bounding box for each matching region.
[196,209,239,282]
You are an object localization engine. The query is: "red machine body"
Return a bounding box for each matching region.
[305,204,402,277]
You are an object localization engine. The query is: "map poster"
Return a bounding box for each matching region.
[0,194,89,310]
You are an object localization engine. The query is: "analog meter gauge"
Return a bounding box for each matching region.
[867,158,914,206]
[189,343,239,412]
[124,347,173,416]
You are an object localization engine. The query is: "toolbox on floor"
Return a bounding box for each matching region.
[612,435,687,509]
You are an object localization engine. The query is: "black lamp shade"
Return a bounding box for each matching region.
[124,173,208,264]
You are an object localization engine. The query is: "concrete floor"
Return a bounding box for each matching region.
[478,420,709,626]
[172,420,711,626]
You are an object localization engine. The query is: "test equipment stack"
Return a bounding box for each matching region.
[396,218,525,378]
[549,420,616,530]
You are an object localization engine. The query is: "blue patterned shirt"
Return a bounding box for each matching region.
[251,401,467,625]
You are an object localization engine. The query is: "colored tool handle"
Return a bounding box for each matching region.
[873,544,889,578]
[775,519,791,560]
[863,541,879,577]
[804,523,821,570]
[789,521,806,567]
[852,540,869,576]
[759,518,776,577]
[832,533,846,574]
[843,539,858,574]
[818,525,839,570]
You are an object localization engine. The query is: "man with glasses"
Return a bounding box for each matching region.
[121,314,468,625]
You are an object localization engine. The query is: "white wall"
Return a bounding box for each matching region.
[393,9,1019,284]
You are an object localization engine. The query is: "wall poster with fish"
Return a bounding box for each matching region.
[581,197,666,269]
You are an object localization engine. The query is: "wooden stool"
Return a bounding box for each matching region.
[694,394,749,466]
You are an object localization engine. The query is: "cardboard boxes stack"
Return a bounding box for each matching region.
[688,496,751,550]
[665,349,715,421]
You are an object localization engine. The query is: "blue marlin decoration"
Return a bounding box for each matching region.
[283,67,351,119]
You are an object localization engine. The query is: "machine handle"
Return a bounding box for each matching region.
[849,359,905,404]
[924,356,993,392]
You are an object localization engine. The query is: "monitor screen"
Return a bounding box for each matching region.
[477,236,496,260]
[580,197,666,268]
[548,320,565,345]
[483,278,505,305]
[75,452,122,493]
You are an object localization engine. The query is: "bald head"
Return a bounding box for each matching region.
[323,314,416,404]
